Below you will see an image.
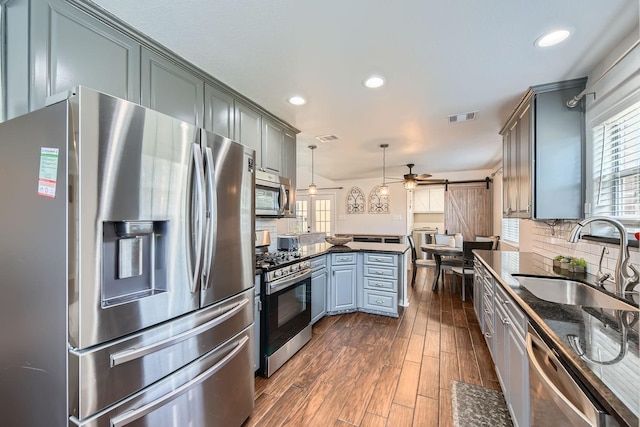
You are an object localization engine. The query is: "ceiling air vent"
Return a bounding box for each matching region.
[315,134,339,143]
[448,111,478,124]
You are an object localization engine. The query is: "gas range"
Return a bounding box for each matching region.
[256,251,311,284]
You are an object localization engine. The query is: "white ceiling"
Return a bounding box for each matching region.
[90,0,638,182]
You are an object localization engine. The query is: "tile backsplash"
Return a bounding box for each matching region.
[523,219,640,280]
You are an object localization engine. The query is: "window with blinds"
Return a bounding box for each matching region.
[502,217,519,244]
[591,101,640,235]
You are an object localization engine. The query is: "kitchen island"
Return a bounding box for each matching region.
[474,250,638,427]
[298,241,410,318]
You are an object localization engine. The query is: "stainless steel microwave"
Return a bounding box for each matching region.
[255,170,294,217]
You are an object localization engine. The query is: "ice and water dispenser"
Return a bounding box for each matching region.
[102,220,168,307]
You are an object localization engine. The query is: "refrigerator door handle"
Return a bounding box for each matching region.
[109,335,249,427]
[202,146,217,288]
[109,298,250,367]
[190,143,206,293]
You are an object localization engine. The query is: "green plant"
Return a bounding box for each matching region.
[570,258,587,267]
[554,255,564,261]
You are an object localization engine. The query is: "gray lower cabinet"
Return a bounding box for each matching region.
[25,0,140,116]
[204,83,235,139]
[473,259,485,328]
[311,256,327,324]
[361,253,399,316]
[329,253,358,312]
[495,285,529,427]
[475,259,530,427]
[141,47,204,126]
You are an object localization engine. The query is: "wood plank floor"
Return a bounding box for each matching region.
[244,268,500,427]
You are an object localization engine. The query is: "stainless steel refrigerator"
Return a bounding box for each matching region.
[0,87,256,426]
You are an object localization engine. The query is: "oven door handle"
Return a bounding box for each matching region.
[267,269,311,295]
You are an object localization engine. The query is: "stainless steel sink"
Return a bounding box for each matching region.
[513,275,639,312]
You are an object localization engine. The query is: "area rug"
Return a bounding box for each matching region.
[451,381,513,427]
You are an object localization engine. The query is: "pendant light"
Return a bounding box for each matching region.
[308,145,317,195]
[379,144,389,196]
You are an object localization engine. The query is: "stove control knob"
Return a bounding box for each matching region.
[290,264,298,272]
[273,269,282,278]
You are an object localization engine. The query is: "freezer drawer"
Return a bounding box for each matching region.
[69,289,253,419]
[70,325,254,427]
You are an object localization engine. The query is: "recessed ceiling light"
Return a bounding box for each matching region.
[535,29,571,48]
[363,75,385,89]
[288,96,306,105]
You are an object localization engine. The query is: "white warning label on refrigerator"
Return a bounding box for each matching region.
[38,147,59,198]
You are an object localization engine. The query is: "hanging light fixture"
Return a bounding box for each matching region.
[404,178,416,191]
[308,145,317,195]
[379,144,389,195]
[404,164,417,191]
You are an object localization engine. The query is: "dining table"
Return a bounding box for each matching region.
[420,243,463,291]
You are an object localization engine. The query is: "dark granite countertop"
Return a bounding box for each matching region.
[299,241,410,258]
[474,250,639,427]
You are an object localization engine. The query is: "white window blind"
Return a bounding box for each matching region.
[591,101,640,234]
[502,217,519,244]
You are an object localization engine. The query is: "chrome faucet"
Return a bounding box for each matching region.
[568,216,639,297]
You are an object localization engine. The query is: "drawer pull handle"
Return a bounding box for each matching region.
[375,270,384,274]
[484,332,491,339]
[375,283,384,287]
[501,318,510,325]
[376,300,384,304]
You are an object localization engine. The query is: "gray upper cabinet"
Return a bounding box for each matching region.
[141,47,204,126]
[262,117,284,174]
[234,100,262,164]
[283,129,297,193]
[501,78,586,219]
[204,83,235,139]
[26,0,140,114]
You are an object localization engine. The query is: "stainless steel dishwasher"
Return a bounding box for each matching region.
[527,324,619,427]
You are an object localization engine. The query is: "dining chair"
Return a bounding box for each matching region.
[433,233,462,286]
[407,235,437,287]
[451,240,494,301]
[475,235,500,250]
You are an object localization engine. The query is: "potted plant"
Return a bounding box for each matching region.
[560,256,573,271]
[569,258,587,273]
[553,255,564,268]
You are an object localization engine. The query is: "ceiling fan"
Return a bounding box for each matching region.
[377,145,445,191]
[396,163,446,190]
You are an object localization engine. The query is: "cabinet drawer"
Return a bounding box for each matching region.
[331,253,357,265]
[496,286,527,338]
[362,290,397,314]
[364,265,397,279]
[310,255,326,270]
[483,293,493,315]
[363,277,396,292]
[364,253,396,266]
